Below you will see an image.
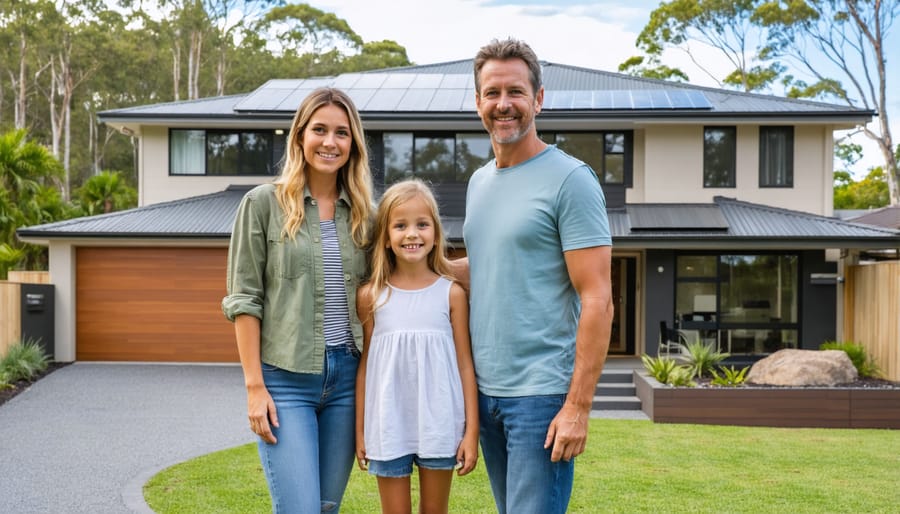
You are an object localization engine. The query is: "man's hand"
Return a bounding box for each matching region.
[544,402,589,462]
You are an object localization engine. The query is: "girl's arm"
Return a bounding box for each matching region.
[449,282,479,476]
[354,285,374,470]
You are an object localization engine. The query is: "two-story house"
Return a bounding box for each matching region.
[18,60,900,363]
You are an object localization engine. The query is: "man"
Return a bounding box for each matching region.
[461,38,613,514]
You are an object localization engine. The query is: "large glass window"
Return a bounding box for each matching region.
[544,131,628,184]
[381,132,492,216]
[170,129,277,176]
[703,126,736,187]
[675,253,799,355]
[759,126,794,187]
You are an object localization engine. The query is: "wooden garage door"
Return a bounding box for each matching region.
[76,247,238,362]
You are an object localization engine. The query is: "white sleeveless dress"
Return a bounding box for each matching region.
[364,277,465,461]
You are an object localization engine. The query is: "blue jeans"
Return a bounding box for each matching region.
[259,345,359,513]
[478,393,574,514]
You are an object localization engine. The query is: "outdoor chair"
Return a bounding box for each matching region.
[658,320,688,357]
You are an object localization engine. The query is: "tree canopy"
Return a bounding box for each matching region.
[0,1,412,194]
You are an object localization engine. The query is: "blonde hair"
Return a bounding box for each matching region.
[366,179,452,315]
[274,87,373,246]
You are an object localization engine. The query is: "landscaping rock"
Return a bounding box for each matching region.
[747,349,858,386]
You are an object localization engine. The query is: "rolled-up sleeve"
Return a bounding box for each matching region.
[222,190,268,322]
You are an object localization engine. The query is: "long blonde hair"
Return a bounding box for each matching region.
[274,87,373,246]
[366,179,452,315]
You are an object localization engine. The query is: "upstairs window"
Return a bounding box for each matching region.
[759,126,793,187]
[541,132,630,185]
[170,129,279,176]
[703,126,736,188]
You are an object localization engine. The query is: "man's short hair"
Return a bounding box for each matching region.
[474,38,542,95]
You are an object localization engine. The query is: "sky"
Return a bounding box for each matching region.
[310,0,898,178]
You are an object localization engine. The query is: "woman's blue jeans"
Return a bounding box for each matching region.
[478,392,574,514]
[258,345,359,513]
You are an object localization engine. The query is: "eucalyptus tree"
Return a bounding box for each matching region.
[625,0,781,91]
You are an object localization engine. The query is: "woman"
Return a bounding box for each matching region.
[223,87,374,513]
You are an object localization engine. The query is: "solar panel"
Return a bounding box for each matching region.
[410,74,444,89]
[397,89,435,111]
[630,90,653,109]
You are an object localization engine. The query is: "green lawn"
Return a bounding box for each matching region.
[144,419,900,513]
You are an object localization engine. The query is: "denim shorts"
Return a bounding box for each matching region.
[367,454,458,478]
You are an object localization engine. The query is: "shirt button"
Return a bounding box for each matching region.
[311,199,317,206]
[314,237,319,243]
[344,273,351,281]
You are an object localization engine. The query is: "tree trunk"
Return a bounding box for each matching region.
[16,30,27,129]
[172,42,181,101]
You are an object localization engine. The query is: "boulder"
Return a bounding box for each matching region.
[746,349,858,386]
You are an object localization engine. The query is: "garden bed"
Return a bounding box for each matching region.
[634,371,900,429]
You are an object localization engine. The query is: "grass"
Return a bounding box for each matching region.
[145,419,900,513]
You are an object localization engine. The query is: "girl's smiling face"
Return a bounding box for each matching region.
[387,195,436,267]
[300,103,352,178]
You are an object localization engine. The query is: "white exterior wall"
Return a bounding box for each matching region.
[630,124,834,216]
[139,126,272,206]
[48,243,76,362]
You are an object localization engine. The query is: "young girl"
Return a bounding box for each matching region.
[355,179,479,514]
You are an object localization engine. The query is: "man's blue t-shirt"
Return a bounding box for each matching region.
[463,145,612,397]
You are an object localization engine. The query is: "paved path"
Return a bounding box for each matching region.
[0,363,253,514]
[0,360,648,513]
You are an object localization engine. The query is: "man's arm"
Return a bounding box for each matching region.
[447,256,470,293]
[544,245,613,462]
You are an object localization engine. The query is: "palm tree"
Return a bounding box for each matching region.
[75,171,137,216]
[0,129,67,276]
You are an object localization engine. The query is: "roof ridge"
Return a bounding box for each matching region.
[714,196,900,234]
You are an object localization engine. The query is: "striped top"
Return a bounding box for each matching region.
[320,220,353,347]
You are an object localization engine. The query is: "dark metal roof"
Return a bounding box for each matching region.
[98,60,872,124]
[18,189,900,250]
[844,206,900,229]
[17,185,252,239]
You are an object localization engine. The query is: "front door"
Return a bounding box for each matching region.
[609,256,636,355]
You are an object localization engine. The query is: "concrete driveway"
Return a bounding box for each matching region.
[0,362,253,514]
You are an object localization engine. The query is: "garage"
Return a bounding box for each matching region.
[76,247,238,362]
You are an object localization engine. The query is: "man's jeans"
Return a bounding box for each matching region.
[479,392,575,514]
[258,345,359,513]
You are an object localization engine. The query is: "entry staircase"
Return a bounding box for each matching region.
[592,368,642,412]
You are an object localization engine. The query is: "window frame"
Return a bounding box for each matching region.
[703,126,736,188]
[169,128,280,177]
[758,126,794,188]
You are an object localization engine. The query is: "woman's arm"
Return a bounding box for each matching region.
[354,285,374,470]
[235,314,278,444]
[449,282,479,475]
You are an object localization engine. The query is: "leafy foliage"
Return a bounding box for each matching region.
[678,340,730,379]
[0,338,50,382]
[74,171,137,216]
[710,365,749,387]
[819,341,881,379]
[641,354,695,387]
[833,167,890,209]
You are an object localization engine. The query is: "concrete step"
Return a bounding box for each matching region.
[594,382,636,396]
[592,395,642,411]
[597,369,635,383]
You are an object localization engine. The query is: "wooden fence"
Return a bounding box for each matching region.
[843,261,900,382]
[0,271,51,356]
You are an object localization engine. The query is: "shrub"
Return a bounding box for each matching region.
[678,340,730,379]
[819,341,881,378]
[0,339,50,382]
[710,366,749,387]
[641,354,696,387]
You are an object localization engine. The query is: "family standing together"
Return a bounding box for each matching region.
[224,37,614,514]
